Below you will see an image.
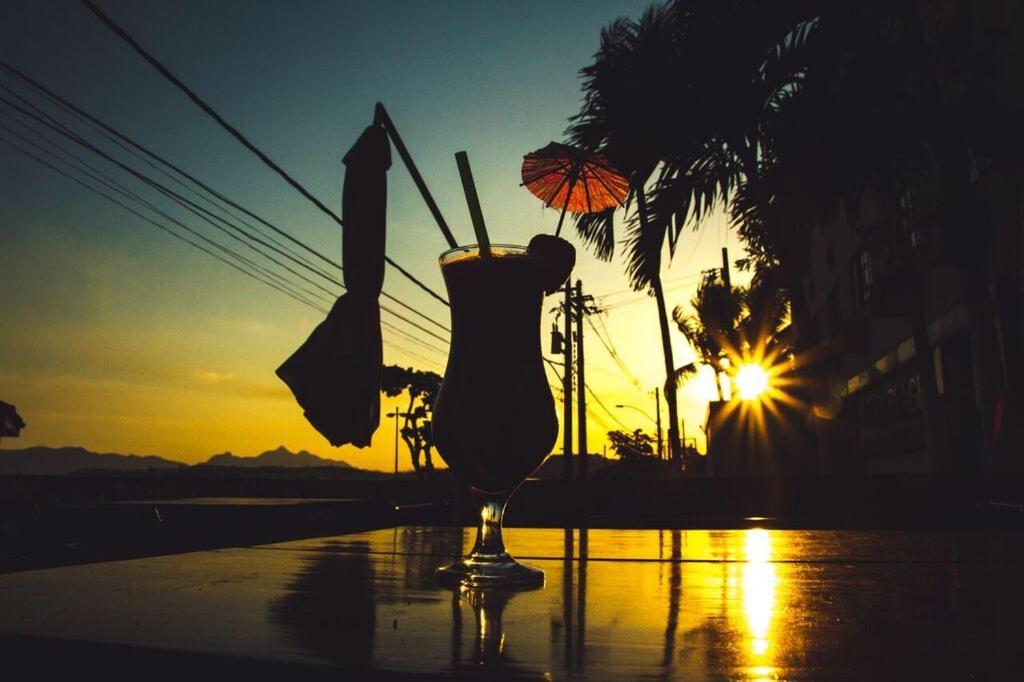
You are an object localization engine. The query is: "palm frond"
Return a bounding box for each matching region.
[622,191,668,291]
[672,362,699,390]
[572,209,616,261]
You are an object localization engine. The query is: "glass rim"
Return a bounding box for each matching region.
[438,243,527,263]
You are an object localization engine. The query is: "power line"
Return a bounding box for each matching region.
[684,218,709,265]
[587,410,611,431]
[582,382,631,431]
[0,93,346,301]
[0,104,450,359]
[0,115,337,309]
[593,272,703,301]
[381,333,445,372]
[545,354,634,386]
[542,359,564,399]
[0,129,330,312]
[543,357,628,432]
[0,70,451,334]
[1,133,451,371]
[546,372,616,438]
[381,320,448,356]
[598,279,701,312]
[0,92,451,346]
[0,91,335,289]
[585,361,644,387]
[0,135,331,313]
[585,405,614,433]
[76,0,450,307]
[584,314,645,391]
[0,61,344,287]
[0,122,329,309]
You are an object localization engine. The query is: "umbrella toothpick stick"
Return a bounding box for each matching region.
[554,164,582,238]
[455,151,491,257]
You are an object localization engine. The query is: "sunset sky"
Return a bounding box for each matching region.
[0,0,747,469]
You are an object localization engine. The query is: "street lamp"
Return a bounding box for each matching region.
[615,400,663,460]
[385,410,401,475]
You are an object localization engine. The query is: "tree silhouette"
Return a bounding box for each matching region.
[673,272,791,400]
[607,429,656,461]
[673,274,743,400]
[567,4,689,467]
[380,365,441,478]
[685,1,1023,464]
[572,0,1024,467]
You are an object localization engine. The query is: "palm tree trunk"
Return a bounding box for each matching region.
[653,275,682,465]
[636,187,682,466]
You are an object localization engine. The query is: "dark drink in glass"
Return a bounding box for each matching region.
[433,244,558,588]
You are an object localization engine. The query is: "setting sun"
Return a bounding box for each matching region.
[735,364,769,401]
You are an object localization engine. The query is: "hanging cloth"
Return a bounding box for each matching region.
[276,114,391,447]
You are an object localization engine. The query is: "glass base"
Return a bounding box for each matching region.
[436,494,543,589]
[436,553,544,589]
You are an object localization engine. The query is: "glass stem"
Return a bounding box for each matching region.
[470,495,510,560]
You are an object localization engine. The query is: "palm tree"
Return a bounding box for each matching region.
[567,4,692,466]
[673,272,791,400]
[567,2,820,464]
[745,3,975,470]
[573,0,1024,469]
[673,273,742,400]
[647,3,823,341]
[575,0,1024,470]
[675,0,1019,468]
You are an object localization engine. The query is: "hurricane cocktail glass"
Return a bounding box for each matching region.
[432,244,558,588]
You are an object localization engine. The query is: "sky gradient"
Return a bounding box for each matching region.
[0,0,746,469]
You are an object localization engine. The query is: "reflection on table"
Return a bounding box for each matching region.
[0,526,1021,678]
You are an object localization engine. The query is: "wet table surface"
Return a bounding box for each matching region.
[1,526,1022,679]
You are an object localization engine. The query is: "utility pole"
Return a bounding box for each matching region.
[563,284,573,482]
[654,388,663,460]
[721,246,731,288]
[576,280,588,481]
[680,417,687,470]
[386,409,400,475]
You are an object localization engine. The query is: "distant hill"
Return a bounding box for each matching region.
[202,446,351,469]
[0,445,353,476]
[0,446,181,476]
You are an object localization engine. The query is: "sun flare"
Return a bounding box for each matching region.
[735,364,770,401]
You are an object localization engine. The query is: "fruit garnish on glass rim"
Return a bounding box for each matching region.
[527,234,576,294]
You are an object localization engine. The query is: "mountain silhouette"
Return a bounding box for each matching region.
[0,445,352,475]
[0,446,181,476]
[203,446,351,469]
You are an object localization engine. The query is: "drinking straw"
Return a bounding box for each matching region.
[375,103,458,248]
[454,151,492,257]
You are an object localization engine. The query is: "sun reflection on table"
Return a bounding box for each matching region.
[3,526,1004,678]
[742,528,778,660]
